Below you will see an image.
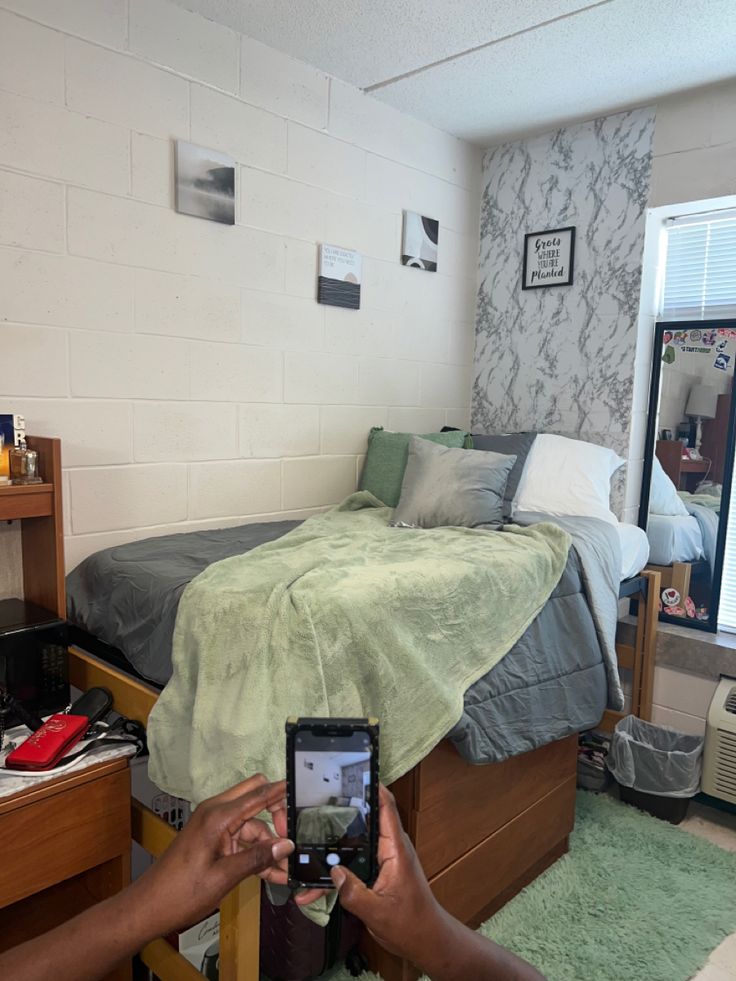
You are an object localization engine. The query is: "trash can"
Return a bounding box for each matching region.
[607,715,704,824]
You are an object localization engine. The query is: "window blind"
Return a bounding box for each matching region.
[662,211,736,321]
[720,512,736,633]
[665,210,736,630]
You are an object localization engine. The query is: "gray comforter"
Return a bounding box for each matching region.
[67,513,621,764]
[686,502,719,575]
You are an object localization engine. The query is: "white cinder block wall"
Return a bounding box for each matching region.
[652,666,718,739]
[0,0,482,576]
[649,77,736,208]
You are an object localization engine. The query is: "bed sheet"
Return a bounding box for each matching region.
[617,523,650,580]
[646,513,704,565]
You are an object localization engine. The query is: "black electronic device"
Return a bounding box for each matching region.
[286,717,379,890]
[0,598,68,726]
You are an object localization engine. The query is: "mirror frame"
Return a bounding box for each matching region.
[639,318,736,632]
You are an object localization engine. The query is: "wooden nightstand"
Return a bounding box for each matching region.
[0,756,132,980]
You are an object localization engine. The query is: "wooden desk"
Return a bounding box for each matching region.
[0,757,132,980]
[655,440,710,491]
[678,458,711,491]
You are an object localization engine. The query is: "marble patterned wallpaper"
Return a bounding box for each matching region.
[472,107,655,511]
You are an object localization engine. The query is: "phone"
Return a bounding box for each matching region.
[286,716,379,889]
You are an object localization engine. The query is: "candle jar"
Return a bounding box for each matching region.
[9,442,42,484]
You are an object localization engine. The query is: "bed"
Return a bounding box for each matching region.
[295,805,366,845]
[646,512,705,566]
[70,511,633,767]
[66,508,659,981]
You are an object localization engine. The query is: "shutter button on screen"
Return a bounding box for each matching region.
[326,853,341,866]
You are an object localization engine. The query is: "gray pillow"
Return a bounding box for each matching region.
[470,432,537,519]
[391,436,516,529]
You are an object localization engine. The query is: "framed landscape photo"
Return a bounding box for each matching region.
[522,226,575,290]
[175,140,235,225]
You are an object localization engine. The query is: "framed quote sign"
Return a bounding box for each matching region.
[317,243,362,309]
[522,226,575,290]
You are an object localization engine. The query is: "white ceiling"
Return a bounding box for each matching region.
[172,0,736,146]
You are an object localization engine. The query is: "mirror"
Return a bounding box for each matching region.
[640,319,736,631]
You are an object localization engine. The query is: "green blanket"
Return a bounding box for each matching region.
[296,805,363,843]
[148,493,570,805]
[677,490,721,513]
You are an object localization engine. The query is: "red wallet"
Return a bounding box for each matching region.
[5,714,90,771]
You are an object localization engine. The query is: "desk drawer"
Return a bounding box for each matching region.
[0,768,130,908]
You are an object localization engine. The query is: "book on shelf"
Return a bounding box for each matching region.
[0,414,25,484]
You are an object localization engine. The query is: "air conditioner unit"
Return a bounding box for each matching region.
[702,677,736,804]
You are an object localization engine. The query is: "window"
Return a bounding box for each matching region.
[662,210,736,321]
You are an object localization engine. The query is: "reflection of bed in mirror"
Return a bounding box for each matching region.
[647,439,720,619]
[651,444,721,566]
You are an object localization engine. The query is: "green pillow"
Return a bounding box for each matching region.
[359,427,469,507]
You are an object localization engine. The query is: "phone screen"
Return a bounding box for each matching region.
[287,719,378,888]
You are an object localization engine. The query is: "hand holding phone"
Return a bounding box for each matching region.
[286,717,379,889]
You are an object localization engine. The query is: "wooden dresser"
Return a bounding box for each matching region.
[0,436,133,979]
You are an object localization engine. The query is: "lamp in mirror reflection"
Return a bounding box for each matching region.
[686,384,718,456]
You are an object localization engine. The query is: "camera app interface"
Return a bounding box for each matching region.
[294,729,372,883]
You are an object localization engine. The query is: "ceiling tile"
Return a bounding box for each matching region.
[372,0,736,144]
[169,0,597,88]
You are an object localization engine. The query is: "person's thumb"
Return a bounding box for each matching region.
[331,866,380,922]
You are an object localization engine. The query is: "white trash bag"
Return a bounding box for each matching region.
[607,715,703,798]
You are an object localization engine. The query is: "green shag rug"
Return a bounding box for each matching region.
[327,791,736,981]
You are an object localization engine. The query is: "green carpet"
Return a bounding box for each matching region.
[327,791,736,981]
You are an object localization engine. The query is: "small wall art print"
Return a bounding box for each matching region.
[522,226,575,289]
[317,244,362,309]
[401,211,439,272]
[175,140,235,225]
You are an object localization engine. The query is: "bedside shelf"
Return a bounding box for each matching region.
[0,437,64,618]
[0,483,55,520]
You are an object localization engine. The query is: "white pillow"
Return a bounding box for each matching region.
[648,456,689,516]
[513,434,625,525]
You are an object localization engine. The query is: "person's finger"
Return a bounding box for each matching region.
[377,785,404,842]
[217,781,286,837]
[293,887,329,906]
[331,866,382,921]
[270,801,288,839]
[267,795,287,815]
[235,817,275,845]
[206,773,269,806]
[259,866,288,886]
[218,837,294,892]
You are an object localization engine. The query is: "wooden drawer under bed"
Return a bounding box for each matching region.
[393,733,576,878]
[365,734,578,981]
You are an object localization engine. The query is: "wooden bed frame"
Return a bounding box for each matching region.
[66,568,659,981]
